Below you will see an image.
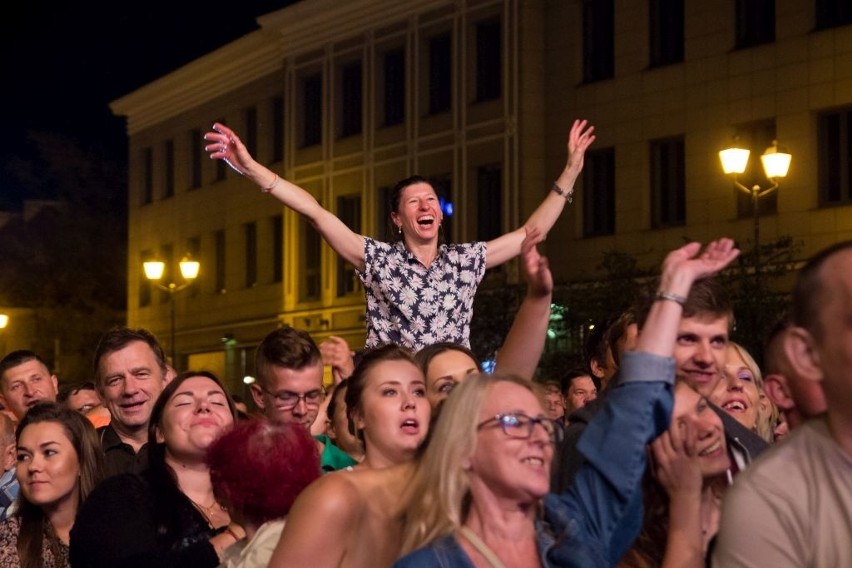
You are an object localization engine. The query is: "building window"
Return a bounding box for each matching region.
[245,106,258,157]
[140,147,153,205]
[431,174,453,243]
[272,96,284,164]
[376,186,393,241]
[649,0,684,68]
[650,136,686,228]
[163,139,175,199]
[582,0,614,83]
[475,18,501,102]
[337,195,361,297]
[299,218,321,301]
[732,120,778,217]
[816,0,852,30]
[476,166,502,241]
[735,0,775,48]
[428,33,452,115]
[583,148,616,237]
[139,250,153,307]
[271,214,283,283]
[189,128,202,190]
[340,61,363,138]
[215,230,226,293]
[383,48,405,127]
[245,222,257,288]
[818,108,852,206]
[301,73,323,148]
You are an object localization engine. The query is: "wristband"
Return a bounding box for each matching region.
[551,182,574,204]
[262,174,280,194]
[654,290,687,306]
[224,526,242,541]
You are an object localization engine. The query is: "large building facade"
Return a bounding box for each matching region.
[113,0,852,391]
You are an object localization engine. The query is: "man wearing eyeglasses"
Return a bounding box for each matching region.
[250,325,357,472]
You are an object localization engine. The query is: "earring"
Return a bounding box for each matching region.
[398,225,402,235]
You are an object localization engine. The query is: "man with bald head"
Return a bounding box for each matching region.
[715,241,852,567]
[762,316,827,436]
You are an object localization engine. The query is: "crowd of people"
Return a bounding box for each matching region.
[0,120,846,568]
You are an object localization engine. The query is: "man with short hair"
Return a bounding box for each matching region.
[552,277,768,491]
[250,325,356,472]
[93,327,170,477]
[0,350,59,421]
[762,316,827,435]
[0,413,18,521]
[714,241,852,567]
[561,369,598,416]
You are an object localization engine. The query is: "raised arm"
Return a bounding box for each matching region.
[493,228,552,380]
[485,119,596,269]
[204,122,366,271]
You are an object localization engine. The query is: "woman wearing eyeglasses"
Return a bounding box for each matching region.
[395,239,741,567]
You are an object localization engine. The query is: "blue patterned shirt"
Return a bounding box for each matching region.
[358,238,487,350]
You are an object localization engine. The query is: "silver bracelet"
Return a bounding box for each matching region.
[655,290,687,306]
[551,181,574,204]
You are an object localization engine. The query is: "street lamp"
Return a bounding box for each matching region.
[143,255,200,364]
[719,139,792,291]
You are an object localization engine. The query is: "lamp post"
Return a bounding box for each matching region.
[719,139,792,294]
[0,314,7,358]
[143,255,200,365]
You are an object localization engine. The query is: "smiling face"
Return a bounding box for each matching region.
[674,314,730,397]
[710,344,761,432]
[17,421,80,511]
[1,359,59,421]
[424,349,480,410]
[391,182,443,244]
[353,359,430,468]
[672,383,730,478]
[98,341,167,436]
[468,381,553,505]
[157,375,235,464]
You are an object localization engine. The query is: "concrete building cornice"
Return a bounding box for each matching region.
[110,0,459,134]
[110,29,284,135]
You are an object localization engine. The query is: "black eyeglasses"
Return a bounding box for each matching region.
[259,386,325,410]
[477,413,562,443]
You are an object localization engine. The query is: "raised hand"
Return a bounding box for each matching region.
[319,336,356,384]
[203,122,255,176]
[565,119,597,175]
[660,238,740,287]
[519,227,552,299]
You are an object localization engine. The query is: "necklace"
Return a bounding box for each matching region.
[189,497,226,525]
[459,527,507,568]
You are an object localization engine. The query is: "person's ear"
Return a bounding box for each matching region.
[2,442,15,472]
[50,374,59,397]
[784,326,823,385]
[763,374,794,411]
[249,384,266,411]
[155,426,165,444]
[589,359,606,380]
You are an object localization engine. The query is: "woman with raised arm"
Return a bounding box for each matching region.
[395,239,740,568]
[204,121,594,350]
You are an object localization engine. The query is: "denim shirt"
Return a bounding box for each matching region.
[395,351,674,568]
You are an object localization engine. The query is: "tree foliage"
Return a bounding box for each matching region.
[0,131,127,379]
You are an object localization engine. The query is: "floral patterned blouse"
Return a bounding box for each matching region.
[0,516,69,568]
[358,238,487,350]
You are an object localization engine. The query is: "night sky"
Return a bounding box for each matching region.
[1,1,296,208]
